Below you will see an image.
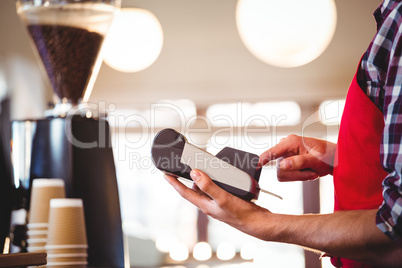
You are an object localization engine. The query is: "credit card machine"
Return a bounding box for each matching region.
[151,128,264,201]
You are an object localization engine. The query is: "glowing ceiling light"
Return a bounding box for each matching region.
[236,0,337,68]
[169,242,189,262]
[155,234,178,253]
[240,242,258,260]
[192,242,212,261]
[216,242,236,261]
[103,8,163,72]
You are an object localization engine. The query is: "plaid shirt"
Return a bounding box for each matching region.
[357,0,402,245]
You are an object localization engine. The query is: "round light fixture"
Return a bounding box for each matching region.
[192,242,212,261]
[169,242,189,262]
[155,234,178,253]
[236,0,337,68]
[103,8,163,72]
[240,241,258,260]
[216,242,236,261]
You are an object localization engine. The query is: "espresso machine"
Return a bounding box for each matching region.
[6,1,125,267]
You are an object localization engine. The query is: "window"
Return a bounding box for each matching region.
[207,135,304,267]
[319,99,346,126]
[206,101,301,127]
[110,99,339,267]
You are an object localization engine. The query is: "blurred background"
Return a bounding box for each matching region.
[0,0,381,267]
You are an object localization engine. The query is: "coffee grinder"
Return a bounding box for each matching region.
[8,1,125,267]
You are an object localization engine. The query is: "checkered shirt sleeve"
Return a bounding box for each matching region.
[361,1,402,245]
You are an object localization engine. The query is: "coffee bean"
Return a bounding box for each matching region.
[28,25,104,105]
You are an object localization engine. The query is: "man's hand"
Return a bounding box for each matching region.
[164,168,402,266]
[164,170,271,237]
[259,135,337,181]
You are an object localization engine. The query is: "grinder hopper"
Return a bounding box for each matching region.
[16,0,119,110]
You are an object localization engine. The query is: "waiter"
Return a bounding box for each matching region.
[164,0,402,266]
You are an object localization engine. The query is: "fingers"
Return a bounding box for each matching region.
[258,145,288,167]
[164,170,232,207]
[278,154,316,171]
[258,135,299,168]
[164,173,195,197]
[258,150,276,168]
[276,156,319,181]
[277,168,319,182]
[163,173,210,208]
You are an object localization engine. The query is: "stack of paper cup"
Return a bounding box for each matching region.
[45,198,88,268]
[27,179,66,253]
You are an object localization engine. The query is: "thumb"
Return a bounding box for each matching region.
[190,169,230,200]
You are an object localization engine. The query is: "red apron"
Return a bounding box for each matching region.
[330,64,388,267]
